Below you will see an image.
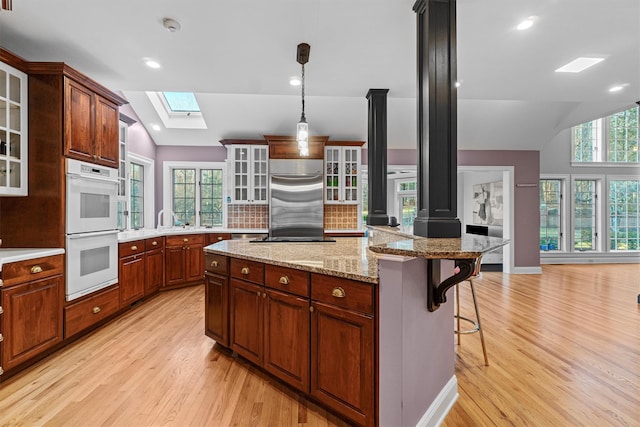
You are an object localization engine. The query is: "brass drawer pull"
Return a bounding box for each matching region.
[211,260,219,268]
[131,245,138,251]
[92,306,101,314]
[183,238,189,242]
[332,287,346,298]
[279,276,290,285]
[0,366,3,376]
[0,306,3,315]
[0,333,3,342]
[241,267,250,275]
[30,265,43,274]
[152,241,158,246]
[217,236,223,241]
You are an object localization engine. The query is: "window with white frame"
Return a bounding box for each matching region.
[539,179,564,251]
[572,105,639,163]
[572,179,600,251]
[609,178,639,251]
[164,162,225,228]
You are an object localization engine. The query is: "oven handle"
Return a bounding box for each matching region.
[66,230,120,239]
[67,172,119,185]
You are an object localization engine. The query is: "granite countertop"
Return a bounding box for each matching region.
[204,228,509,284]
[367,226,508,259]
[205,237,380,284]
[0,248,66,272]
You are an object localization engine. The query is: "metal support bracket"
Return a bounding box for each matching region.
[427,258,476,312]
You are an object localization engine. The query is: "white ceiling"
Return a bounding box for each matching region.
[1,0,638,150]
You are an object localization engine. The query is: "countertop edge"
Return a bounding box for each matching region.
[204,246,379,284]
[0,248,66,272]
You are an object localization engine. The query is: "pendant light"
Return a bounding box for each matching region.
[296,43,310,156]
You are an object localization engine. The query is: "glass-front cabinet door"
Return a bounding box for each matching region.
[324,146,360,205]
[0,60,28,196]
[230,145,268,204]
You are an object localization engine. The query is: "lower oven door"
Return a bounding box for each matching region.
[66,230,119,301]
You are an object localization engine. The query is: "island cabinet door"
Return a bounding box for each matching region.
[205,272,229,347]
[230,278,263,366]
[310,301,375,427]
[263,289,310,393]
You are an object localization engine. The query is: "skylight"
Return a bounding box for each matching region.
[162,92,201,113]
[555,57,604,73]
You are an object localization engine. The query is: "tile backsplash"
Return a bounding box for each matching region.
[227,203,359,230]
[227,204,269,229]
[324,204,359,230]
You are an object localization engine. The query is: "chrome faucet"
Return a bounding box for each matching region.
[157,209,178,229]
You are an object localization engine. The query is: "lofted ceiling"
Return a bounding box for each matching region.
[0,0,638,151]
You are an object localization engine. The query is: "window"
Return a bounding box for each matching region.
[397,179,417,233]
[573,179,599,251]
[608,108,639,162]
[572,105,639,163]
[130,162,144,229]
[117,121,127,230]
[199,169,224,227]
[609,179,639,251]
[164,162,226,228]
[162,92,201,114]
[539,179,563,251]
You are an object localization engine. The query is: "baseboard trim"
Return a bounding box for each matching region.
[511,266,543,274]
[415,375,459,427]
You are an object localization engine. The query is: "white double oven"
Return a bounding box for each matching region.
[65,159,119,301]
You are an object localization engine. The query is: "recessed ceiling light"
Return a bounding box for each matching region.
[151,124,162,131]
[145,59,161,69]
[516,18,534,31]
[289,76,301,86]
[608,85,624,92]
[555,57,604,73]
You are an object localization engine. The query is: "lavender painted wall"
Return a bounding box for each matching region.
[154,145,228,213]
[120,100,157,160]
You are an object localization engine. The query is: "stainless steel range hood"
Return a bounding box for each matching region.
[265,159,329,242]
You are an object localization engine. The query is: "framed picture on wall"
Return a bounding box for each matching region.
[472,181,503,226]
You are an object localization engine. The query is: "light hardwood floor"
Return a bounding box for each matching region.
[0,264,638,426]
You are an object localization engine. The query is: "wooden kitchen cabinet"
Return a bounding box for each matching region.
[230,277,264,365]
[144,237,164,295]
[204,253,229,346]
[64,77,119,168]
[118,240,145,307]
[310,274,375,427]
[164,234,204,289]
[0,254,64,375]
[64,286,120,338]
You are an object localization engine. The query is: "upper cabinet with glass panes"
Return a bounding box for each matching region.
[226,144,268,204]
[324,145,362,204]
[0,59,28,196]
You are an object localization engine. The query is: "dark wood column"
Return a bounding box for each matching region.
[366,89,390,226]
[412,0,461,238]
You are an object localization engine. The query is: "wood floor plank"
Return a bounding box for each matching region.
[0,264,638,426]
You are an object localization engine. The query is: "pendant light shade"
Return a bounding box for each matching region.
[296,43,310,156]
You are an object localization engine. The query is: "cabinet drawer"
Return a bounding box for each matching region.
[311,274,374,315]
[230,258,264,285]
[145,236,164,251]
[205,253,228,275]
[119,240,145,257]
[1,254,64,287]
[165,234,204,246]
[64,286,120,338]
[265,264,309,297]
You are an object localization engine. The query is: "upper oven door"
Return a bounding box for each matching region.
[66,161,118,234]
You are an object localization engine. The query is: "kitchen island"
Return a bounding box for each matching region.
[204,228,507,427]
